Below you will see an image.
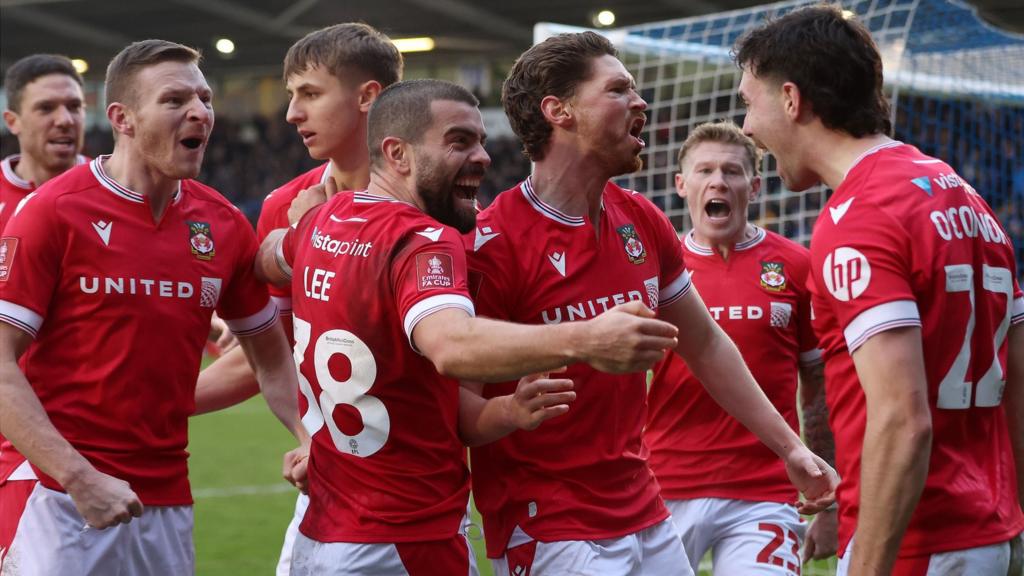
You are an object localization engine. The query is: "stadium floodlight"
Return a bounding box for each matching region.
[595,10,616,27]
[71,59,88,74]
[215,38,235,55]
[392,37,435,53]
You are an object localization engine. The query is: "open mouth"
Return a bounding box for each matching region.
[181,137,204,150]
[47,137,76,151]
[704,198,732,220]
[453,176,482,201]
[629,116,646,147]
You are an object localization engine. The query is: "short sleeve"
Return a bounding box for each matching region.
[217,209,276,337]
[0,192,62,338]
[465,218,516,322]
[642,198,690,307]
[392,226,474,344]
[810,200,920,352]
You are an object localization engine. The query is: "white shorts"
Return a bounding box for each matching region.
[290,525,478,576]
[1,483,193,576]
[276,492,310,576]
[492,518,691,576]
[666,498,805,576]
[837,533,1023,576]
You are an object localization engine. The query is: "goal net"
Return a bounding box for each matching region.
[536,0,1024,254]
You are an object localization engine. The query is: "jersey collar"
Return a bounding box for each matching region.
[683,225,766,256]
[520,177,587,227]
[1,154,87,190]
[845,140,903,179]
[90,155,182,205]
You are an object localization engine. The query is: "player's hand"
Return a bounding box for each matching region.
[64,468,144,529]
[282,443,310,494]
[507,371,575,431]
[208,313,239,355]
[784,446,839,514]
[578,301,678,374]
[287,177,336,225]
[802,507,838,562]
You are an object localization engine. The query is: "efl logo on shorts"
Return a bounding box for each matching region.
[823,247,871,301]
[200,277,223,308]
[0,237,18,282]
[416,253,454,291]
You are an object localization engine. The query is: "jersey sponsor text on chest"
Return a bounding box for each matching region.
[541,290,645,324]
[78,275,221,306]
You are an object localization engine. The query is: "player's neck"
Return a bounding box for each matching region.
[692,224,755,261]
[530,154,611,225]
[327,160,369,196]
[812,131,894,190]
[11,152,63,188]
[103,150,179,220]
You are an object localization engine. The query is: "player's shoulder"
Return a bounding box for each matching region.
[472,181,530,242]
[180,179,252,228]
[760,228,810,261]
[265,164,329,205]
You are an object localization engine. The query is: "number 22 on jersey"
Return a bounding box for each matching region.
[293,316,391,456]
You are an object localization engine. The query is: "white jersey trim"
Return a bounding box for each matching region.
[90,156,182,205]
[659,269,692,308]
[844,299,921,352]
[799,348,825,366]
[1012,296,1024,326]
[844,140,904,179]
[0,299,44,338]
[683,226,767,256]
[403,294,475,348]
[521,178,589,227]
[1,154,87,190]
[271,296,293,316]
[225,299,278,338]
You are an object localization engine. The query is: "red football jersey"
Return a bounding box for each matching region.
[0,153,87,483]
[283,191,473,543]
[646,227,820,504]
[809,142,1024,557]
[0,154,87,233]
[256,162,331,318]
[466,178,691,557]
[0,157,276,504]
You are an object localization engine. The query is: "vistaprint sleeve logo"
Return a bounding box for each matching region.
[200,277,223,308]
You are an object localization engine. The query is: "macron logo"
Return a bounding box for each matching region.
[829,198,855,225]
[474,226,500,251]
[548,251,566,277]
[92,220,113,246]
[416,227,444,242]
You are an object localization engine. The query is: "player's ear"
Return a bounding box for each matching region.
[357,80,382,113]
[781,81,803,122]
[541,95,573,128]
[1,110,20,136]
[749,175,762,201]
[674,172,687,199]
[106,102,134,138]
[381,136,410,174]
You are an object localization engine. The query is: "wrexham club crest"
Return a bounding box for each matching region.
[617,224,647,265]
[187,221,215,261]
[760,261,786,291]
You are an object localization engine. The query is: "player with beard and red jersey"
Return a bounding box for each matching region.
[0,54,90,550]
[736,6,1024,575]
[192,24,403,575]
[255,79,680,576]
[645,120,838,575]
[0,40,306,575]
[465,32,837,576]
[1,54,88,232]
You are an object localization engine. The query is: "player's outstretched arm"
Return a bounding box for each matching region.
[0,322,143,528]
[661,288,839,512]
[194,345,261,415]
[1004,323,1024,511]
[799,361,839,561]
[848,326,932,576]
[457,375,575,447]
[235,320,308,447]
[413,301,678,382]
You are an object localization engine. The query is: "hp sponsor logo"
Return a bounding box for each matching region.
[823,247,871,302]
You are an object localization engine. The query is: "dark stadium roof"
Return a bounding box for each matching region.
[2,0,1020,78]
